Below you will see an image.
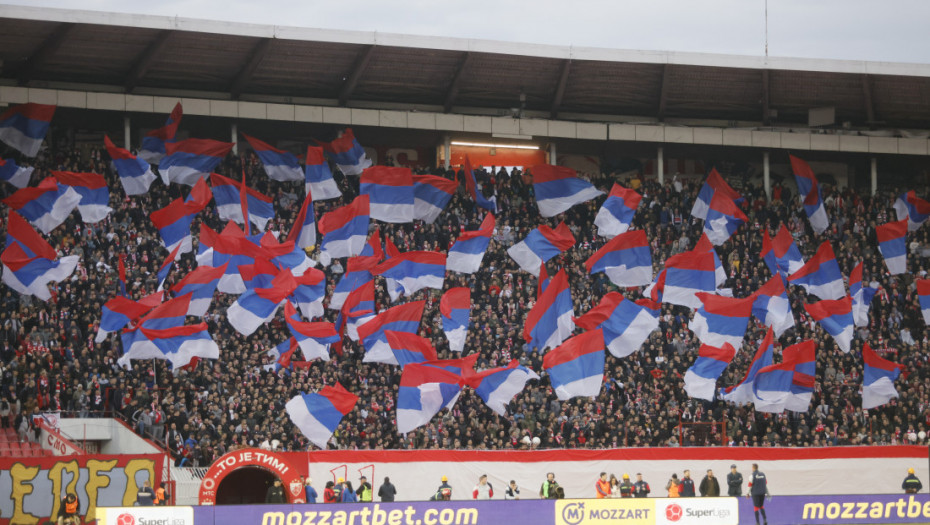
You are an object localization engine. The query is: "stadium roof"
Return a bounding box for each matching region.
[1,5,930,129]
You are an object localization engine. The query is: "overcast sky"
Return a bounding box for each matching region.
[6,0,930,64]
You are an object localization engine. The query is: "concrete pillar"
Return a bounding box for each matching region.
[231,123,238,155]
[443,135,451,170]
[763,151,771,201]
[549,143,557,165]
[657,147,664,185]
[123,116,131,150]
[871,157,878,196]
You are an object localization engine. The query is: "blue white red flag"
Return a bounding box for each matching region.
[211,172,275,231]
[661,249,718,309]
[283,302,339,361]
[791,155,830,234]
[360,166,415,223]
[876,218,908,275]
[803,296,854,353]
[703,190,747,245]
[467,361,540,416]
[720,327,775,405]
[787,241,845,300]
[286,186,316,250]
[684,343,736,401]
[104,135,156,195]
[761,224,805,278]
[196,222,258,294]
[752,275,795,337]
[861,342,906,410]
[2,176,81,234]
[0,103,55,157]
[524,269,574,352]
[53,171,112,223]
[917,279,930,325]
[849,261,876,327]
[690,292,754,350]
[462,156,497,212]
[1,211,78,301]
[95,295,159,343]
[422,354,479,376]
[783,340,816,413]
[318,195,370,263]
[396,362,463,434]
[329,256,377,311]
[507,222,575,277]
[413,174,457,223]
[751,359,796,414]
[373,250,446,301]
[691,168,742,220]
[304,146,342,200]
[447,213,495,274]
[150,178,211,254]
[170,263,228,317]
[320,128,371,176]
[242,133,303,182]
[139,102,182,164]
[291,267,327,320]
[531,164,603,218]
[573,292,658,358]
[156,244,182,292]
[339,279,376,342]
[159,138,234,186]
[0,157,33,188]
[894,190,930,232]
[594,183,641,238]
[584,229,652,287]
[358,300,425,364]
[789,154,817,200]
[440,287,471,352]
[543,330,605,401]
[386,330,438,368]
[118,294,219,370]
[118,254,127,297]
[286,383,358,450]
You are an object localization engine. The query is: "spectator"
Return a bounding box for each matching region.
[323,481,337,503]
[727,465,743,497]
[504,480,520,500]
[304,477,318,503]
[699,469,719,497]
[342,481,357,503]
[378,477,397,502]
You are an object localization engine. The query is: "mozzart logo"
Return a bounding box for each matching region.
[802,495,930,520]
[555,499,653,525]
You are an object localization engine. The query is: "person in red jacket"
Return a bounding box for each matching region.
[472,474,493,499]
[595,472,611,498]
[323,481,337,503]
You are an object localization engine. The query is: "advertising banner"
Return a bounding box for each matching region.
[555,498,737,525]
[98,506,194,525]
[737,494,930,525]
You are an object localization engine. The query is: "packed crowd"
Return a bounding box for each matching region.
[1,126,929,467]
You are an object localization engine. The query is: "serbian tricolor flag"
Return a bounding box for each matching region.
[803,296,854,353]
[691,168,742,220]
[195,222,258,294]
[876,218,908,275]
[227,268,296,336]
[287,188,317,250]
[790,155,829,234]
[703,190,747,245]
[291,267,327,320]
[531,164,603,218]
[338,279,376,342]
[320,128,371,176]
[373,250,446,301]
[211,172,275,231]
[386,330,438,368]
[360,166,415,223]
[0,103,55,157]
[159,138,234,186]
[94,295,158,343]
[52,171,112,223]
[264,338,299,373]
[242,133,302,182]
[359,300,425,364]
[150,178,211,254]
[662,249,718,309]
[0,157,33,188]
[286,383,358,449]
[694,233,727,287]
[584,229,652,287]
[462,156,497,212]
[397,362,464,434]
[894,190,930,231]
[2,177,81,234]
[329,256,376,311]
[467,361,540,416]
[751,359,796,414]
[423,354,479,376]
[684,343,736,401]
[118,294,219,370]
[413,174,457,223]
[524,269,574,352]
[139,102,182,163]
[170,263,228,317]
[284,303,339,361]
[440,287,471,352]
[156,244,181,292]
[573,292,658,358]
[752,275,795,337]
[318,195,370,263]
[304,146,341,200]
[543,330,605,401]
[787,241,845,300]
[761,224,805,278]
[104,135,156,195]
[594,183,640,238]
[849,261,876,327]
[507,222,575,277]
[790,154,817,201]
[447,213,494,274]
[118,254,127,297]
[720,327,775,405]
[861,342,907,410]
[690,292,754,350]
[783,340,816,413]
[918,279,930,325]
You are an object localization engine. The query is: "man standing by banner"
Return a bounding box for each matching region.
[727,465,743,497]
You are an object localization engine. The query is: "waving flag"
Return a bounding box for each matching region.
[118,294,218,370]
[440,287,471,352]
[0,103,55,157]
[691,293,754,350]
[286,384,359,450]
[543,330,605,401]
[304,146,342,200]
[52,171,112,223]
[284,303,339,361]
[788,241,845,300]
[159,138,234,186]
[329,257,376,311]
[318,195,370,263]
[3,177,81,234]
[118,254,127,297]
[156,244,181,292]
[531,164,604,218]
[196,222,258,294]
[358,300,425,364]
[360,166,415,223]
[462,156,497,212]
[239,258,279,290]
[721,327,775,405]
[751,360,795,414]
[694,234,727,287]
[918,279,930,325]
[791,155,830,234]
[684,343,736,401]
[170,263,227,317]
[467,361,540,416]
[423,354,479,376]
[291,267,327,320]
[691,168,742,220]
[703,190,747,245]
[286,187,316,249]
[594,183,641,238]
[662,249,718,309]
[524,269,574,352]
[803,296,854,352]
[386,330,438,368]
[211,172,274,231]
[265,337,299,373]
[95,296,158,343]
[104,135,156,195]
[397,362,463,434]
[1,211,78,301]
[340,280,376,341]
[0,157,33,188]
[150,178,211,254]
[894,190,930,231]
[139,102,182,163]
[789,154,817,201]
[227,268,296,335]
[573,292,658,358]
[876,218,908,275]
[374,250,446,301]
[242,133,302,182]
[584,229,652,287]
[862,342,907,409]
[761,224,805,278]
[849,262,876,327]
[447,213,495,274]
[507,222,576,276]
[413,174,457,223]
[752,275,795,337]
[320,128,371,175]
[783,340,816,412]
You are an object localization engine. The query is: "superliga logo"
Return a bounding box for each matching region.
[665,504,683,522]
[116,514,135,525]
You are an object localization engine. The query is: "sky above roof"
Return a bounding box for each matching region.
[6,0,930,64]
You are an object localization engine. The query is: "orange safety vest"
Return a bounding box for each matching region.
[65,499,78,514]
[668,481,680,498]
[155,487,165,505]
[595,479,611,498]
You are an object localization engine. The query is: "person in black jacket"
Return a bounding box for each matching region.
[727,465,743,497]
[378,477,397,502]
[903,468,922,494]
[748,464,770,525]
[698,469,720,497]
[678,470,695,497]
[265,479,286,504]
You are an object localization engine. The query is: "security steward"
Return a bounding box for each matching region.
[57,493,80,525]
[618,474,634,497]
[903,468,923,494]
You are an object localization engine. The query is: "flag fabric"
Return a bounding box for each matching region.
[752,275,795,337]
[304,146,342,200]
[789,154,817,201]
[594,183,641,238]
[524,269,574,352]
[507,222,576,277]
[283,303,340,361]
[159,138,234,186]
[462,156,497,212]
[150,178,211,254]
[358,300,425,364]
[320,128,372,176]
[849,262,876,327]
[386,330,438,368]
[0,103,55,157]
[584,229,652,287]
[720,327,775,405]
[318,195,370,263]
[542,330,605,401]
[396,362,463,434]
[134,324,220,371]
[156,244,181,292]
[790,155,830,234]
[691,168,742,220]
[423,354,479,376]
[894,190,930,231]
[52,171,112,223]
[0,157,33,188]
[694,233,727,288]
[531,164,604,218]
[684,343,736,401]
[291,267,327,321]
[876,218,908,275]
[265,337,299,373]
[573,292,659,358]
[329,256,376,311]
[1,211,78,301]
[242,133,302,182]
[211,172,275,231]
[139,102,182,163]
[286,187,316,249]
[340,279,376,341]
[751,360,796,414]
[286,384,359,450]
[360,166,415,223]
[373,251,446,301]
[918,279,930,325]
[440,287,471,352]
[94,296,157,343]
[761,224,805,278]
[783,340,816,412]
[787,241,845,300]
[227,268,296,336]
[467,361,540,416]
[662,249,718,309]
[104,135,156,195]
[413,174,457,223]
[170,263,228,317]
[196,222,258,294]
[703,190,748,245]
[803,296,854,353]
[2,177,81,234]
[690,292,755,350]
[446,213,495,274]
[861,342,907,410]
[118,254,127,297]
